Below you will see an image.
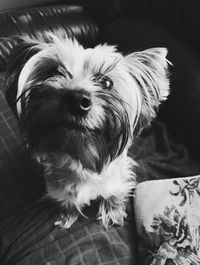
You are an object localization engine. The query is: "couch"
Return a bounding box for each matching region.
[1,0,200,264]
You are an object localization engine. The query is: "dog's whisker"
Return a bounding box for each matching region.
[15,86,32,104]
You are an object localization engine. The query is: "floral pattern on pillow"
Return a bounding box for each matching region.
[135,176,200,265]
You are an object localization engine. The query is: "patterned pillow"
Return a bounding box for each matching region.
[135,175,200,265]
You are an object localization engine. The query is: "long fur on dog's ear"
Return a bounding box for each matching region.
[5,37,41,117]
[125,47,170,130]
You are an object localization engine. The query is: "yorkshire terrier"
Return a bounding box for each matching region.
[5,32,170,229]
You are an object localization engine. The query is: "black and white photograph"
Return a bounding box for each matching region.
[1,1,200,264]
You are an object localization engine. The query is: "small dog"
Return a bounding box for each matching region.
[5,32,170,229]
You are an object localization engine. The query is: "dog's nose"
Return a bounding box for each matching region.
[79,95,91,111]
[64,90,92,114]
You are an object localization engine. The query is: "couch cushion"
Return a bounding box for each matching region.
[0,73,45,220]
[0,199,138,265]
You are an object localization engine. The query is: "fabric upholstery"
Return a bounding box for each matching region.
[0,73,45,220]
[0,200,137,265]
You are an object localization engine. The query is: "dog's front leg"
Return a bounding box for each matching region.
[98,196,127,229]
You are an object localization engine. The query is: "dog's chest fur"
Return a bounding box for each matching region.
[42,151,136,208]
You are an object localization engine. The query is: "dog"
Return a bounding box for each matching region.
[5,32,170,229]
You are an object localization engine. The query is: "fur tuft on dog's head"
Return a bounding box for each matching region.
[5,33,170,174]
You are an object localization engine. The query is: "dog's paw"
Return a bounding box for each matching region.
[98,197,127,229]
[54,213,78,229]
[54,204,79,229]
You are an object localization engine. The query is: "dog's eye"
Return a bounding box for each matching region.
[95,75,113,90]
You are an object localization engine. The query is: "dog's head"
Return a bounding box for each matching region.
[5,34,170,173]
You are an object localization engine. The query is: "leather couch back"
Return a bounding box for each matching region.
[86,0,200,55]
[0,0,58,11]
[0,4,99,72]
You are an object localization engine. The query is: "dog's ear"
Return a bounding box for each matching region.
[5,37,40,118]
[125,48,170,130]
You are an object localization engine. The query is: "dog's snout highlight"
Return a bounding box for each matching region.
[79,95,91,111]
